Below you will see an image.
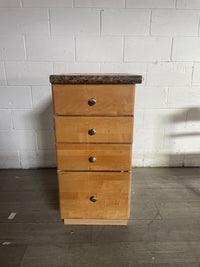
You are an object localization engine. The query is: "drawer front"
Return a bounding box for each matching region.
[58,171,131,219]
[52,84,135,116]
[54,116,133,143]
[56,144,132,171]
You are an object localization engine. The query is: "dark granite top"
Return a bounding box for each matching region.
[50,74,142,84]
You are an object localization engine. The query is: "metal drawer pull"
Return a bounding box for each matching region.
[89,156,96,163]
[90,196,97,202]
[88,129,96,135]
[88,98,96,106]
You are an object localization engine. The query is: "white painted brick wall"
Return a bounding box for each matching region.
[31,85,52,108]
[167,87,200,108]
[0,110,12,130]
[0,1,200,168]
[135,86,168,109]
[76,37,123,62]
[22,0,72,8]
[124,37,171,62]
[5,62,53,85]
[12,109,53,130]
[0,151,21,168]
[172,37,200,61]
[0,130,37,150]
[53,62,100,74]
[0,86,32,108]
[177,0,200,9]
[147,63,193,86]
[151,10,200,36]
[101,9,150,35]
[74,0,125,8]
[0,0,21,7]
[26,36,75,61]
[0,8,49,35]
[186,108,200,129]
[0,36,26,60]
[100,63,147,81]
[50,8,99,35]
[126,0,175,8]
[19,149,56,168]
[0,63,6,85]
[193,63,200,85]
[36,130,56,149]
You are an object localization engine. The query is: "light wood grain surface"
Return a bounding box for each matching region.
[52,81,135,224]
[64,219,128,225]
[56,143,132,171]
[54,116,134,143]
[52,84,135,116]
[58,171,131,219]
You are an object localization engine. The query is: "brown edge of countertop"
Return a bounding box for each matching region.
[49,74,143,84]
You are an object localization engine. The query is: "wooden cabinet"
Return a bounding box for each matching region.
[56,144,132,171]
[54,116,134,143]
[52,84,135,115]
[50,74,142,225]
[58,172,131,220]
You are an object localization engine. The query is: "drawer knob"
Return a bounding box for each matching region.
[88,129,96,135]
[90,196,97,202]
[88,98,96,106]
[89,156,96,163]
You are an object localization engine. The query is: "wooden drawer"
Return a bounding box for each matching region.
[52,84,135,116]
[56,144,132,171]
[54,116,133,143]
[58,171,131,219]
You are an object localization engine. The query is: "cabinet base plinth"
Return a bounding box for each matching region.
[64,219,128,225]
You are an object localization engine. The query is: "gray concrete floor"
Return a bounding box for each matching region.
[0,168,200,267]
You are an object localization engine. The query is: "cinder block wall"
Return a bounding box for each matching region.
[0,0,200,168]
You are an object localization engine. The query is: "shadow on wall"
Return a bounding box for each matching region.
[21,87,57,168]
[137,107,200,167]
[167,107,200,167]
[35,100,56,167]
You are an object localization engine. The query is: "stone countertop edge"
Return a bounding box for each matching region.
[49,74,143,84]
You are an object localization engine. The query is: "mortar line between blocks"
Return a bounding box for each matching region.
[100,9,103,36]
[170,37,174,61]
[98,62,101,72]
[18,150,23,168]
[35,130,40,151]
[191,63,195,86]
[74,36,77,62]
[5,59,200,64]
[149,10,153,36]
[48,8,51,35]
[29,85,34,109]
[10,110,15,130]
[198,16,200,36]
[22,35,27,61]
[52,61,55,74]
[122,36,125,62]
[2,61,8,85]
